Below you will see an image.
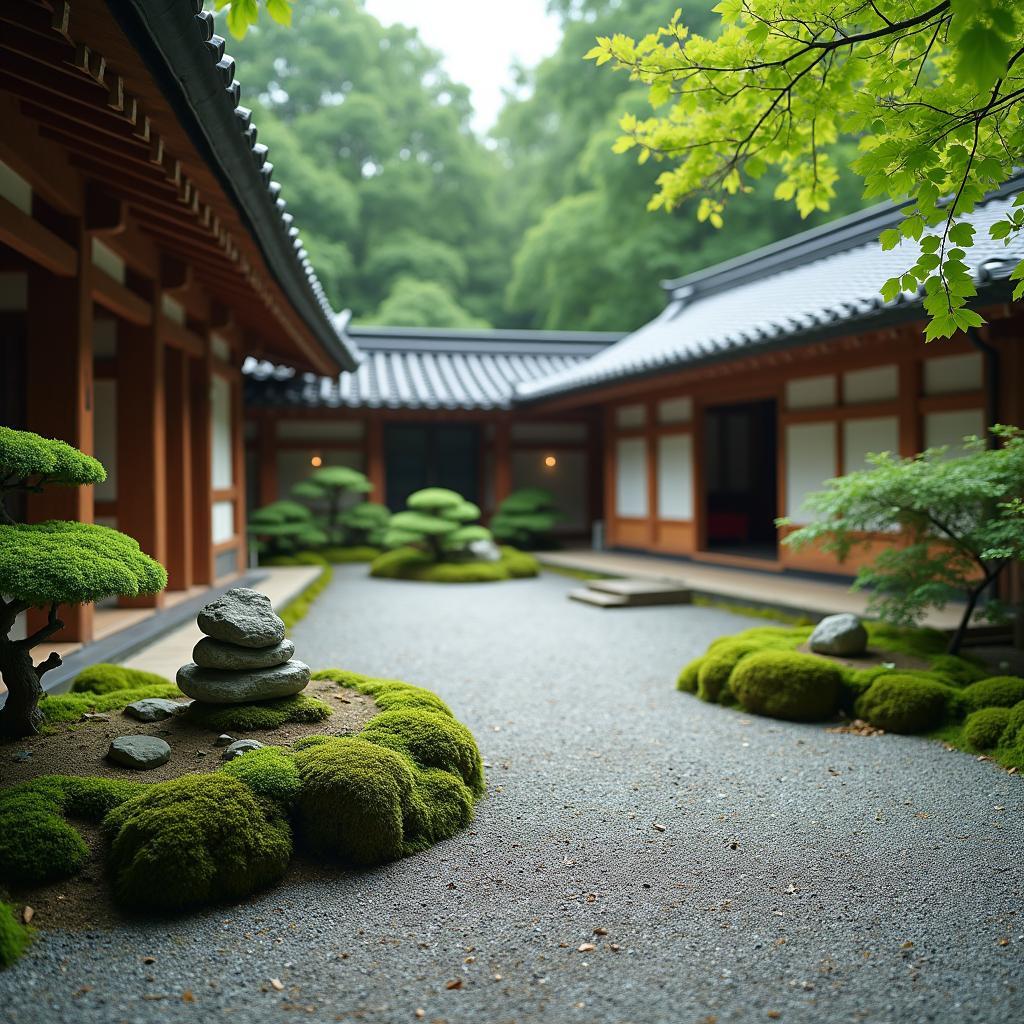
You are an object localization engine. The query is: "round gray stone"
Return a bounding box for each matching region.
[176,660,311,705]
[123,698,188,723]
[196,588,285,649]
[810,612,869,656]
[221,739,265,761]
[107,735,171,770]
[192,636,295,671]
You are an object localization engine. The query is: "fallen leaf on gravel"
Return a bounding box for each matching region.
[609,944,621,952]
[997,937,1010,946]
[578,943,596,952]
[445,979,463,990]
[181,991,194,1003]
[593,927,608,936]
[142,955,156,965]
[415,1010,425,1019]
[767,1012,781,1020]
[493,974,503,981]
[652,823,666,832]
[785,884,798,894]
[21,906,33,924]
[901,941,914,950]
[270,978,285,991]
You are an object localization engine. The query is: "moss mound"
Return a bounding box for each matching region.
[855,674,956,733]
[405,767,475,852]
[696,641,760,703]
[676,657,702,693]
[220,746,301,806]
[293,736,417,865]
[1001,701,1024,747]
[730,650,842,722]
[71,663,172,695]
[0,901,31,969]
[960,676,1024,714]
[104,774,292,912]
[313,668,453,716]
[0,785,88,886]
[360,708,485,796]
[41,682,183,726]
[185,693,332,731]
[963,707,1013,751]
[369,545,538,582]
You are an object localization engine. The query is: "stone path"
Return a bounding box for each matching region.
[2,567,1022,1023]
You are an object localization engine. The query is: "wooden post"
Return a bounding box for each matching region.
[494,417,512,506]
[645,400,658,546]
[231,373,247,572]
[898,358,922,457]
[117,280,166,607]
[25,223,94,641]
[602,407,616,549]
[163,347,193,590]
[366,416,385,502]
[257,416,278,506]
[190,346,214,585]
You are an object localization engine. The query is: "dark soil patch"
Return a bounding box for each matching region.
[795,642,931,672]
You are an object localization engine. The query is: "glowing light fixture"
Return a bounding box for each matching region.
[310,455,323,467]
[544,455,557,468]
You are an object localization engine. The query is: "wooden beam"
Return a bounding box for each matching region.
[158,314,204,357]
[84,183,124,234]
[92,267,151,325]
[0,195,76,276]
[160,253,190,292]
[164,347,193,591]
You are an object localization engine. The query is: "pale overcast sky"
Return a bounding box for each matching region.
[363,0,562,132]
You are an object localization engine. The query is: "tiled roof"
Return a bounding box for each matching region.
[518,179,1024,401]
[244,322,622,410]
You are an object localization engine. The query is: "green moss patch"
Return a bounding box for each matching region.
[71,664,172,695]
[960,676,1024,714]
[220,746,301,806]
[369,545,538,582]
[854,675,957,733]
[184,693,333,731]
[730,650,842,722]
[0,901,31,969]
[963,706,1013,751]
[41,682,182,727]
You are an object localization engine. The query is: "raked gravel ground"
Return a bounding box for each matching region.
[2,566,1023,1024]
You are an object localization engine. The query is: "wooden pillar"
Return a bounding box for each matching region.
[25,224,94,641]
[164,347,193,591]
[602,407,616,549]
[691,401,706,552]
[190,346,214,585]
[366,416,385,503]
[898,358,922,457]
[586,411,603,531]
[645,400,658,547]
[231,374,247,572]
[494,417,512,506]
[117,282,166,607]
[257,417,278,507]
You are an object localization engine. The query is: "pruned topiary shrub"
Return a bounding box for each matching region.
[104,774,292,912]
[963,707,1013,751]
[0,901,31,969]
[71,663,172,695]
[854,675,956,733]
[960,676,1024,714]
[370,545,538,582]
[730,650,842,722]
[185,693,333,732]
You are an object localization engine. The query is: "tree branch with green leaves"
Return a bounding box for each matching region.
[586,0,1024,340]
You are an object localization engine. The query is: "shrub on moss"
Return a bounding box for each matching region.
[729,650,842,722]
[360,708,485,796]
[960,676,1024,714]
[41,682,182,726]
[676,657,702,693]
[855,674,956,733]
[104,773,292,911]
[963,707,1013,751]
[220,746,301,806]
[292,736,417,865]
[0,784,88,886]
[185,694,332,731]
[71,664,172,695]
[370,545,537,583]
[1001,700,1024,747]
[0,901,31,969]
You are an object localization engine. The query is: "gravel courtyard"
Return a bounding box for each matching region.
[2,566,1022,1023]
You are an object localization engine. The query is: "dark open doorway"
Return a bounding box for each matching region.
[384,423,481,510]
[702,399,778,560]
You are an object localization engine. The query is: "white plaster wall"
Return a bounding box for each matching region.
[211,375,233,489]
[212,500,235,544]
[785,422,836,523]
[615,403,646,429]
[615,437,648,517]
[843,364,899,403]
[843,415,899,473]
[657,397,692,424]
[786,375,836,409]
[657,433,693,519]
[923,353,983,395]
[925,408,986,457]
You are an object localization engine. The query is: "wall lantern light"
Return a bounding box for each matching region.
[310,454,323,467]
[544,454,557,468]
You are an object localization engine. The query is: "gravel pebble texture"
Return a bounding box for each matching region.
[2,567,1022,1023]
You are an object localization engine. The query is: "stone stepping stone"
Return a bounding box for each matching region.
[197,588,285,649]
[586,578,692,606]
[107,735,171,770]
[124,698,188,722]
[176,660,311,705]
[192,636,295,671]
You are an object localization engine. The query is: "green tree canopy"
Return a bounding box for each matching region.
[385,489,492,561]
[783,426,1024,654]
[586,0,1024,340]
[491,488,562,549]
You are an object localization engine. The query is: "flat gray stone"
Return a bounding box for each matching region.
[810,612,869,656]
[192,636,295,671]
[123,698,187,723]
[196,588,285,649]
[221,739,265,761]
[107,735,171,770]
[176,660,311,705]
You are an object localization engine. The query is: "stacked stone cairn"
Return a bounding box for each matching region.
[177,588,310,757]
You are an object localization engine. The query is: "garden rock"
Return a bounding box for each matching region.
[468,538,502,562]
[197,588,285,649]
[810,613,868,656]
[192,636,295,671]
[222,739,265,761]
[107,735,171,770]
[123,698,186,723]
[213,734,235,747]
[176,660,311,705]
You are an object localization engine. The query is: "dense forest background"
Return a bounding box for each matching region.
[229,0,866,331]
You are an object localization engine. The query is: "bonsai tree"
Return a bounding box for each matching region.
[293,466,371,544]
[247,500,327,559]
[782,426,1024,655]
[490,487,561,549]
[339,501,391,547]
[384,488,492,562]
[0,427,167,737]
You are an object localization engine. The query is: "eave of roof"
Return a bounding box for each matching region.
[108,0,359,373]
